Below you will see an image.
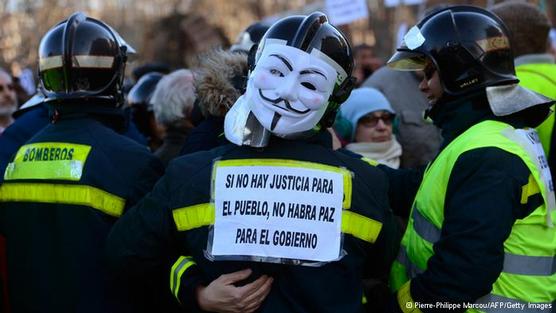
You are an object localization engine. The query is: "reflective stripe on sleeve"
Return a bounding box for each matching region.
[0,182,125,217]
[172,203,382,243]
[341,210,382,243]
[173,203,215,231]
[170,256,197,303]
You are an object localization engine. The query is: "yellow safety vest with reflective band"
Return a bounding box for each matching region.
[390,120,556,312]
[516,63,556,158]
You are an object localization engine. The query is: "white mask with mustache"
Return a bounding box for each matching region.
[246,43,338,136]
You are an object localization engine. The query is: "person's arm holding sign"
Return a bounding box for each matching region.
[107,163,272,312]
[196,268,273,313]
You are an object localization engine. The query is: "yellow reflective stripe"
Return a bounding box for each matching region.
[173,203,215,231]
[214,159,353,209]
[39,55,116,70]
[341,210,382,243]
[360,157,379,166]
[0,182,125,217]
[170,256,196,303]
[521,174,540,204]
[172,203,382,244]
[362,293,367,304]
[344,172,352,209]
[397,280,423,313]
[73,55,114,69]
[39,55,63,70]
[5,142,92,181]
[5,160,85,181]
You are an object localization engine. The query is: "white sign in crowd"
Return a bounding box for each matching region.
[210,161,346,264]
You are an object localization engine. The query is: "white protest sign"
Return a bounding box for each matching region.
[385,0,424,7]
[325,0,368,26]
[210,160,348,263]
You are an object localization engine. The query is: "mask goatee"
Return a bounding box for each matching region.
[270,112,281,131]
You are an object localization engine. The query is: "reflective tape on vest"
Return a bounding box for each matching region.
[170,256,196,303]
[503,253,556,276]
[172,203,382,243]
[0,182,125,217]
[412,207,441,243]
[412,208,555,277]
[396,247,424,277]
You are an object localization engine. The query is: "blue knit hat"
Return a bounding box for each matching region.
[339,87,395,140]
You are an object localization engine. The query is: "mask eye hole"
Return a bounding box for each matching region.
[301,82,316,90]
[270,69,284,77]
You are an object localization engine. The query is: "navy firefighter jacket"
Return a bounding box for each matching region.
[107,131,400,313]
[0,114,163,313]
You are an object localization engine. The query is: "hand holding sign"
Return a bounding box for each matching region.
[196,268,274,313]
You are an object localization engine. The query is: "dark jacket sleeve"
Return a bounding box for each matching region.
[378,164,425,219]
[360,165,401,279]
[107,160,207,312]
[125,153,165,208]
[399,147,534,312]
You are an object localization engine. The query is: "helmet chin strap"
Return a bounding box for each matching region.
[242,112,271,147]
[224,95,271,147]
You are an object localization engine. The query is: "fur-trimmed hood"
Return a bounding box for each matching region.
[194,49,248,118]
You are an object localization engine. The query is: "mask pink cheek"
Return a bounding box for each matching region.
[253,72,277,89]
[300,94,326,110]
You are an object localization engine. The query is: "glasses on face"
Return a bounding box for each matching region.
[0,84,14,93]
[359,113,394,128]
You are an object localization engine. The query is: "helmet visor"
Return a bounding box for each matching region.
[387,50,427,71]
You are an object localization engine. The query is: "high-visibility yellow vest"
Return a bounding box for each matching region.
[390,120,556,312]
[517,63,556,158]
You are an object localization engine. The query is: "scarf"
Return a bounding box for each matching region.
[345,136,402,168]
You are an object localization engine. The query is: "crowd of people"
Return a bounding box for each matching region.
[0,2,555,313]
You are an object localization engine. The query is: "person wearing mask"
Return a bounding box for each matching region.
[385,6,556,311]
[151,69,197,166]
[339,87,402,168]
[0,13,164,312]
[108,12,399,313]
